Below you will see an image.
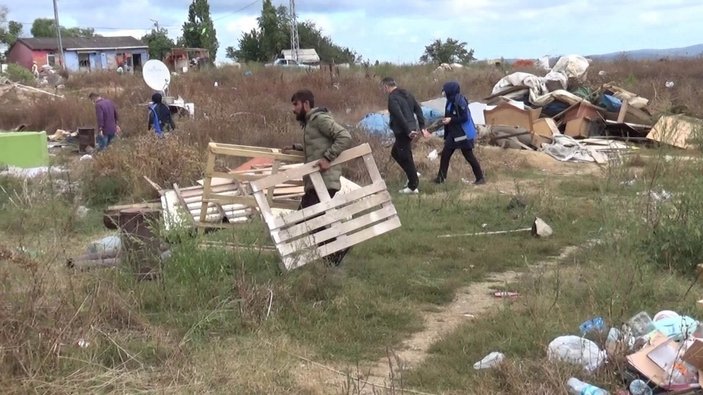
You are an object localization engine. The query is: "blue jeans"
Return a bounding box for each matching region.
[97,133,115,151]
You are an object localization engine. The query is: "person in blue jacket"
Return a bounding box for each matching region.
[148,92,176,136]
[435,81,485,185]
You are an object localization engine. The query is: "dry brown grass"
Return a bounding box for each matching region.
[2,58,703,393]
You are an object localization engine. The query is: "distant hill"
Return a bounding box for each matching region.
[588,44,703,61]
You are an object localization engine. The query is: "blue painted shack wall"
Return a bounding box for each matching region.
[62,48,149,72]
[63,51,80,71]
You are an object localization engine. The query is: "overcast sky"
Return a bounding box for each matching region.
[4,0,703,63]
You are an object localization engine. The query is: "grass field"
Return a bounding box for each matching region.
[2,59,703,394]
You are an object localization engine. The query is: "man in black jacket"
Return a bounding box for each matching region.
[382,77,426,194]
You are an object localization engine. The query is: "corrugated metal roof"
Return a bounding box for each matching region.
[15,36,147,51]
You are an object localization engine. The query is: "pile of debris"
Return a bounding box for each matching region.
[357,54,703,164]
[476,54,703,162]
[549,310,703,393]
[101,142,400,272]
[473,303,703,393]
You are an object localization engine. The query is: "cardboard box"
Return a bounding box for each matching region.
[565,116,605,138]
[484,102,540,130]
[683,339,703,370]
[561,102,603,124]
[531,118,559,147]
[627,332,703,390]
[647,114,703,150]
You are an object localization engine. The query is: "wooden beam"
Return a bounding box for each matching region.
[250,144,372,192]
[271,191,392,243]
[276,205,398,256]
[281,216,401,271]
[265,181,386,230]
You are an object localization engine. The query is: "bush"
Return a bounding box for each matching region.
[80,133,204,204]
[637,159,703,273]
[2,63,36,86]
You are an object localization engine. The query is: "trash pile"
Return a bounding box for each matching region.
[550,310,703,394]
[357,54,703,163]
[473,308,703,393]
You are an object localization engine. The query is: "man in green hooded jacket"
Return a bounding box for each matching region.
[285,89,353,265]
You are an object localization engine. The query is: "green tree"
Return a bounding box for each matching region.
[420,38,475,64]
[180,0,218,61]
[142,27,175,60]
[226,28,264,62]
[30,18,97,38]
[298,21,357,64]
[227,2,358,64]
[0,6,23,51]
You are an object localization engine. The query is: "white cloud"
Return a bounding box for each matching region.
[5,0,703,63]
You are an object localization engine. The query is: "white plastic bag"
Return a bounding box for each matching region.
[547,335,605,372]
[473,351,505,370]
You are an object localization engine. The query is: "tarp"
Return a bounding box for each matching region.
[490,55,590,106]
[357,105,444,136]
[358,97,499,136]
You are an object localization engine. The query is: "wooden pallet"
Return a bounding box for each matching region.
[198,143,305,228]
[249,143,402,271]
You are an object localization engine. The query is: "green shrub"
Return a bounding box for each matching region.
[3,63,36,86]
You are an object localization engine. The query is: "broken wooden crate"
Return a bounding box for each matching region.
[249,143,401,271]
[198,142,305,228]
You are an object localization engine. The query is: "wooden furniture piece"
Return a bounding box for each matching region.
[248,143,402,271]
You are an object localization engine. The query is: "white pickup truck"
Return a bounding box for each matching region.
[264,59,319,69]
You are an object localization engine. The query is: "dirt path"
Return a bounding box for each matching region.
[293,245,584,395]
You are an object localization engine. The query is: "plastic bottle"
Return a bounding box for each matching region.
[566,377,609,395]
[628,379,652,395]
[628,311,656,337]
[605,327,621,355]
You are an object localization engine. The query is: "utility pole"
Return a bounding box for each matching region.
[289,0,300,63]
[52,0,65,69]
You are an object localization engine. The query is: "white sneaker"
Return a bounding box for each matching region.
[399,187,419,194]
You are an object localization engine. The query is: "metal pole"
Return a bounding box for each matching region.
[52,0,65,69]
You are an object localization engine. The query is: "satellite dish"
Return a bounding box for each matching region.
[143,59,171,93]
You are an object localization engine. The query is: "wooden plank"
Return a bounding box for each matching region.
[205,171,242,180]
[199,151,217,224]
[143,176,165,195]
[272,191,392,243]
[229,163,303,175]
[266,160,282,207]
[208,144,303,162]
[198,241,278,252]
[273,186,305,195]
[269,200,302,211]
[106,202,160,213]
[616,100,629,124]
[179,183,239,198]
[281,216,401,271]
[276,205,398,256]
[250,144,373,193]
[363,153,383,183]
[172,183,195,226]
[309,172,331,202]
[205,193,256,206]
[265,181,386,230]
